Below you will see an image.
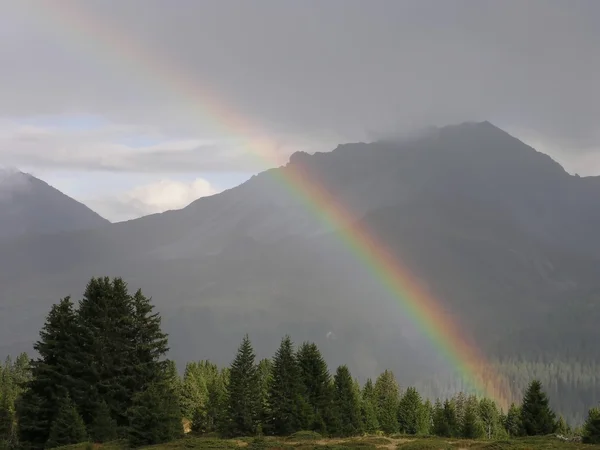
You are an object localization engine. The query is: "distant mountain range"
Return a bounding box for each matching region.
[1,122,599,421]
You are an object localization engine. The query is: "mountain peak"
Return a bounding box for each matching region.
[0,166,24,180]
[0,171,109,239]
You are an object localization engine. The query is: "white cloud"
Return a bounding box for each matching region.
[87,177,219,222]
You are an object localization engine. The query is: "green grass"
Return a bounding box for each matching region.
[53,435,599,450]
[286,431,324,441]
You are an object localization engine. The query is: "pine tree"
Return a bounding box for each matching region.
[17,298,79,449]
[521,380,556,436]
[360,379,379,434]
[296,342,333,433]
[398,387,422,435]
[267,336,311,435]
[374,370,400,434]
[505,403,523,437]
[45,395,87,449]
[225,335,261,437]
[583,407,600,444]
[330,366,362,437]
[89,401,117,443]
[127,380,183,446]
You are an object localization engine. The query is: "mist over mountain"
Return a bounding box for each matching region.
[0,168,109,239]
[2,121,600,421]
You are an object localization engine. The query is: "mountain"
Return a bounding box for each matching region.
[1,122,599,421]
[0,168,109,239]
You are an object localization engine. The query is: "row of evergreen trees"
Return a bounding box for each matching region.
[417,359,600,425]
[2,276,600,449]
[178,335,570,440]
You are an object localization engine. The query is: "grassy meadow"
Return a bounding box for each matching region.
[54,433,599,450]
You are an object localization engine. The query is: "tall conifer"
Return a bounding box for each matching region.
[225,335,260,437]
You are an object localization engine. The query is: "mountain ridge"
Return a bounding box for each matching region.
[0,169,109,239]
[1,121,600,421]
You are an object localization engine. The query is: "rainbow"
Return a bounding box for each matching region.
[35,1,511,408]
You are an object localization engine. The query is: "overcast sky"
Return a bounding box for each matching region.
[1,0,598,221]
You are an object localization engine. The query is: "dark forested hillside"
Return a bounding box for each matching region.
[1,122,600,423]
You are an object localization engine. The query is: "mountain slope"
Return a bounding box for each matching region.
[0,169,109,239]
[1,122,600,420]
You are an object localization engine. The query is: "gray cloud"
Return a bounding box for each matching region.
[1,0,599,169]
[0,167,32,201]
[0,121,310,173]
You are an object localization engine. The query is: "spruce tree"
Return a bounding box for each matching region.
[360,379,379,434]
[127,380,183,446]
[583,407,600,444]
[75,278,137,427]
[207,369,228,434]
[45,395,87,449]
[432,399,446,436]
[184,361,219,432]
[374,370,400,434]
[296,342,332,433]
[433,399,457,437]
[17,298,79,449]
[443,400,459,438]
[453,392,467,432]
[257,358,272,433]
[398,387,422,435]
[11,353,31,390]
[416,400,433,436]
[267,336,311,435]
[461,396,484,439]
[555,416,568,435]
[479,398,500,439]
[0,389,15,448]
[180,363,207,422]
[89,401,117,443]
[129,287,170,386]
[330,366,362,437]
[16,392,45,450]
[504,403,523,437]
[225,335,260,437]
[521,380,556,436]
[75,278,170,430]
